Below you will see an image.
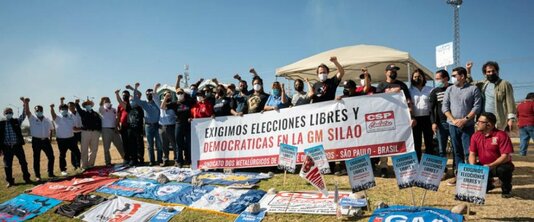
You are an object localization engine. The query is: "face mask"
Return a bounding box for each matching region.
[360,79,365,86]
[85,105,93,111]
[5,113,13,119]
[389,72,398,80]
[205,92,212,98]
[272,89,280,96]
[435,80,444,88]
[61,110,68,116]
[253,84,262,91]
[413,79,421,85]
[104,103,111,109]
[240,86,248,93]
[318,73,328,82]
[130,101,137,107]
[190,89,197,96]
[147,94,153,101]
[35,112,43,117]
[486,74,499,83]
[122,95,129,101]
[196,96,204,102]
[451,76,458,85]
[343,88,350,96]
[217,89,225,96]
[177,94,185,101]
[295,85,304,92]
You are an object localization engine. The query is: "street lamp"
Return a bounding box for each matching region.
[446,0,463,67]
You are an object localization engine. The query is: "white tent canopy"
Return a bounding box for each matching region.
[276,44,434,84]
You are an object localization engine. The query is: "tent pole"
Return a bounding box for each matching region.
[407,63,412,87]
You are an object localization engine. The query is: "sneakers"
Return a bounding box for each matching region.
[6,182,14,188]
[380,168,388,178]
[24,178,32,184]
[35,177,42,182]
[447,177,457,186]
[61,171,68,176]
[501,193,512,198]
[160,162,167,167]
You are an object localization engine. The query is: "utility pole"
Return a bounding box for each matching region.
[447,0,463,67]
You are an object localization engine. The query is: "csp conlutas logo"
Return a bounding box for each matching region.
[365,111,396,133]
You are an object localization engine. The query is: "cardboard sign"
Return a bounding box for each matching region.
[414,154,447,191]
[339,198,367,207]
[455,164,489,204]
[392,152,418,189]
[234,209,266,222]
[278,143,298,173]
[346,154,376,192]
[300,154,328,196]
[259,191,352,215]
[304,145,331,174]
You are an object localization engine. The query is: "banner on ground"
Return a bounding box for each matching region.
[78,196,161,222]
[111,166,201,182]
[455,163,489,205]
[0,194,61,222]
[414,154,447,191]
[149,206,184,222]
[191,93,414,169]
[346,154,376,192]
[234,209,266,222]
[369,205,463,222]
[189,188,266,214]
[29,176,118,201]
[392,152,418,189]
[300,154,328,196]
[304,145,331,174]
[97,178,160,197]
[182,172,272,186]
[277,143,298,173]
[259,191,352,215]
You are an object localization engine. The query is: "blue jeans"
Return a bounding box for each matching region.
[519,126,534,156]
[448,124,474,172]
[175,122,192,164]
[145,123,162,163]
[436,122,450,158]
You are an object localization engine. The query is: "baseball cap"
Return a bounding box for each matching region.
[385,64,400,71]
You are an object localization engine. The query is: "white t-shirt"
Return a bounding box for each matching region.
[99,106,117,128]
[71,111,83,133]
[410,86,434,117]
[54,114,75,138]
[29,115,54,138]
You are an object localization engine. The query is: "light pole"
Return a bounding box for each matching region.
[447,0,463,68]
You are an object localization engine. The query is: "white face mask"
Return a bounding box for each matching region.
[104,103,111,109]
[451,76,458,85]
[177,94,185,101]
[196,96,203,102]
[253,84,262,91]
[318,73,328,82]
[360,79,365,86]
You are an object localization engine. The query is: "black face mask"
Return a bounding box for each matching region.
[241,87,248,93]
[217,89,225,96]
[390,72,398,80]
[413,79,421,85]
[295,85,304,92]
[486,74,499,83]
[146,95,153,101]
[122,95,129,101]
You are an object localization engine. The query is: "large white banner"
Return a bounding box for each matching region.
[192,93,414,169]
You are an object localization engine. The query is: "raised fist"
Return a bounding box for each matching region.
[329,56,338,62]
[50,104,55,108]
[60,97,65,101]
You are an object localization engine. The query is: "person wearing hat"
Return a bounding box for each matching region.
[517,92,534,156]
[1,101,32,187]
[310,56,345,103]
[375,64,415,178]
[173,85,195,167]
[75,98,102,169]
[355,68,376,95]
[190,90,214,119]
[152,83,176,166]
[23,97,56,181]
[131,83,161,166]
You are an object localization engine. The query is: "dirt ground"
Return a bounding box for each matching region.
[1,140,533,221]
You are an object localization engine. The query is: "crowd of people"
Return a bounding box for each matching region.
[1,57,533,199]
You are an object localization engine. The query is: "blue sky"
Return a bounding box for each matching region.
[1,0,533,116]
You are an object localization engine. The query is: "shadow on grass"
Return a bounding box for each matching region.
[481,217,534,221]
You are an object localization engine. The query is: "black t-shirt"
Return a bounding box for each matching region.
[311,77,341,103]
[247,92,269,113]
[174,97,194,124]
[376,80,411,100]
[127,106,144,131]
[231,93,249,114]
[429,85,451,124]
[214,97,232,117]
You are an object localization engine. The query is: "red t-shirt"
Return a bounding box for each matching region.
[355,86,376,96]
[191,101,214,118]
[517,100,534,128]
[117,104,129,127]
[30,176,118,201]
[469,129,513,165]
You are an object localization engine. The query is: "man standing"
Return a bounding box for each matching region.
[375,64,414,178]
[75,99,102,169]
[517,93,534,156]
[469,112,514,198]
[1,105,32,187]
[64,99,83,145]
[469,61,517,131]
[429,70,452,171]
[23,98,55,181]
[98,97,125,166]
[442,67,482,185]
[132,83,161,166]
[50,103,81,176]
[154,83,178,166]
[311,56,345,103]
[291,79,313,106]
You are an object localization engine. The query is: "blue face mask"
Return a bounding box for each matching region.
[272,89,281,96]
[61,110,69,116]
[84,105,93,111]
[130,101,137,107]
[5,113,13,119]
[435,80,444,88]
[36,112,44,117]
